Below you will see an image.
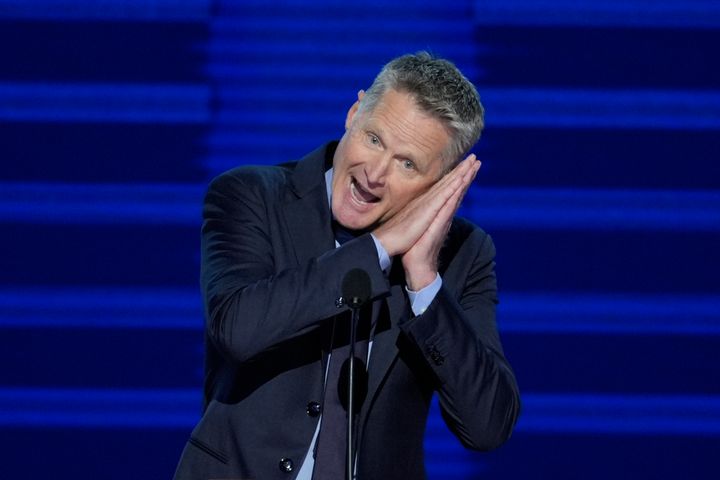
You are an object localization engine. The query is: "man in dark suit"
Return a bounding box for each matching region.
[174,52,519,480]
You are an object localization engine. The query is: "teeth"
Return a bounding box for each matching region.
[350,181,369,205]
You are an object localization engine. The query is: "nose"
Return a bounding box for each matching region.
[364,153,391,187]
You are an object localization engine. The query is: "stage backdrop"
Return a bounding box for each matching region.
[1,0,719,478]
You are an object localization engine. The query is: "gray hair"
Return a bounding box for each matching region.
[358,52,484,167]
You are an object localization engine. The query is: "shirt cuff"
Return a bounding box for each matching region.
[406,273,442,316]
[370,233,392,272]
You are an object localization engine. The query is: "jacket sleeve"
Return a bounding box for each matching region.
[200,169,389,364]
[397,228,520,451]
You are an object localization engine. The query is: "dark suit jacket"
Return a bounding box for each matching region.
[174,142,520,480]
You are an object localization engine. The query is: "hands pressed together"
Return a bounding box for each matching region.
[374,154,482,291]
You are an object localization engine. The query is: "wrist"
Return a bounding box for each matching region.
[373,228,399,257]
[405,266,438,292]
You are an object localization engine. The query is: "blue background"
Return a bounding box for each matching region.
[1,0,719,478]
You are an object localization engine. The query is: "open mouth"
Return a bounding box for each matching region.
[350,178,381,204]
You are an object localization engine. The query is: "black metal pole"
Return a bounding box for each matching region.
[347,305,358,480]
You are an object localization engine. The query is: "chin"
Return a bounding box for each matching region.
[339,218,368,232]
[336,213,375,232]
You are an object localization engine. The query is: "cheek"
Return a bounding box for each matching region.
[394,183,425,205]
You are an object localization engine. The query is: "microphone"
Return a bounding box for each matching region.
[341,268,371,309]
[340,268,371,480]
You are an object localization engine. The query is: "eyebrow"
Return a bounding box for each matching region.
[365,122,431,171]
[370,126,411,158]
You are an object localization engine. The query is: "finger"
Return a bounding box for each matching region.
[449,159,480,208]
[431,177,466,229]
[449,154,478,189]
[449,178,469,213]
[426,153,477,197]
[418,158,477,223]
[408,157,480,256]
[431,153,475,189]
[418,186,459,247]
[463,159,481,192]
[412,162,469,211]
[444,166,478,219]
[447,153,476,181]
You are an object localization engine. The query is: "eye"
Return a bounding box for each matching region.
[402,159,416,170]
[367,133,381,146]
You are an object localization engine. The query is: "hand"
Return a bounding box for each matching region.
[373,154,481,289]
[403,156,480,290]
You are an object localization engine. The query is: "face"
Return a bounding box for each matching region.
[331,89,451,231]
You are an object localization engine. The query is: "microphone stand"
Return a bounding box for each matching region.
[346,301,360,480]
[341,267,370,480]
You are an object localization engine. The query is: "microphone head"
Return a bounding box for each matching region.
[341,268,371,308]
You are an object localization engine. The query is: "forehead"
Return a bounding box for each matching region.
[361,89,450,161]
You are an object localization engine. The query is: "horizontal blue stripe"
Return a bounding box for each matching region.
[518,394,720,435]
[207,41,482,63]
[3,387,719,435]
[424,462,485,477]
[204,152,307,172]
[473,0,720,28]
[0,183,204,225]
[0,83,210,123]
[461,187,720,232]
[0,387,200,428]
[0,0,209,20]
[2,287,718,335]
[2,183,718,232]
[499,293,720,335]
[206,34,481,81]
[205,64,483,87]
[427,393,720,435]
[205,88,720,130]
[211,17,475,36]
[0,287,202,329]
[217,0,467,12]
[481,88,720,130]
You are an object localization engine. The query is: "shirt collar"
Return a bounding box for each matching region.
[324,167,333,208]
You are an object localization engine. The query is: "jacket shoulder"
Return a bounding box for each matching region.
[206,163,298,203]
[439,216,496,273]
[448,216,494,251]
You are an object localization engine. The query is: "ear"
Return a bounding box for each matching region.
[344,89,365,130]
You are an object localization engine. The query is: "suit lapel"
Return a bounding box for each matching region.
[282,143,337,264]
[283,186,335,264]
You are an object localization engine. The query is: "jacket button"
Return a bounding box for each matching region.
[279,457,294,473]
[429,347,445,366]
[306,401,322,417]
[335,296,344,308]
